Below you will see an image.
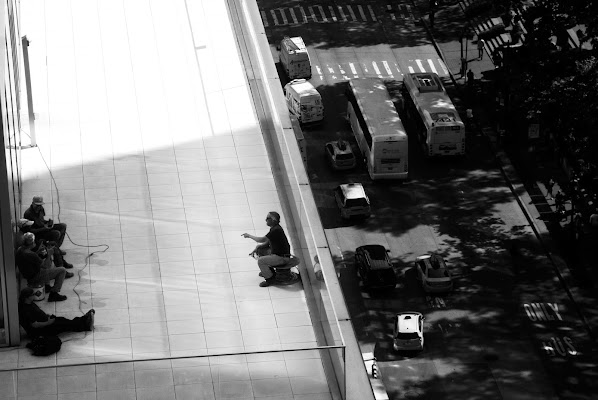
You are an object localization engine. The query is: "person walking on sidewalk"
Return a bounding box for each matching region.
[467,69,475,89]
[477,38,485,59]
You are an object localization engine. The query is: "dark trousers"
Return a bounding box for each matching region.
[29,316,88,337]
[36,223,67,247]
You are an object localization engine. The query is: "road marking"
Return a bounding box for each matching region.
[289,8,299,24]
[328,6,337,22]
[394,63,403,76]
[327,64,335,74]
[317,6,327,22]
[368,5,377,21]
[339,64,346,75]
[308,6,317,22]
[270,10,279,26]
[338,5,347,21]
[415,59,426,72]
[261,10,269,27]
[427,59,438,74]
[298,7,308,23]
[408,65,415,73]
[276,8,288,25]
[349,62,358,76]
[315,65,324,80]
[357,5,367,21]
[362,63,369,73]
[387,5,396,20]
[382,60,393,76]
[347,5,357,21]
[438,58,449,75]
[372,61,382,77]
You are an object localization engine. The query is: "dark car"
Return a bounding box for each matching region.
[355,245,397,290]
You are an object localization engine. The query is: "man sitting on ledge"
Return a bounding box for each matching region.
[18,287,94,338]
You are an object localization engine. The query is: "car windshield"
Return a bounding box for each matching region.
[336,153,354,161]
[346,198,369,208]
[395,332,419,340]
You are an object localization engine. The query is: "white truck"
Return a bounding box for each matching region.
[284,79,324,125]
[279,36,312,80]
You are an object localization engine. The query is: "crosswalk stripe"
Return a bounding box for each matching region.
[357,5,367,21]
[327,64,335,74]
[368,5,377,21]
[387,5,396,20]
[270,10,279,26]
[427,59,438,74]
[349,62,358,75]
[337,5,347,21]
[415,59,425,72]
[289,8,298,24]
[438,58,449,75]
[347,5,357,21]
[317,6,327,22]
[339,64,346,74]
[308,6,317,22]
[260,10,269,27]
[276,8,288,25]
[382,61,393,76]
[372,61,382,76]
[328,6,337,22]
[298,7,308,23]
[395,63,403,76]
[408,66,415,73]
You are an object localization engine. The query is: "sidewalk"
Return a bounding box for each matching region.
[413,0,598,395]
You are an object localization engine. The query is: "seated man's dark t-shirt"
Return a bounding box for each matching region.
[19,302,49,336]
[266,224,290,256]
[15,247,42,280]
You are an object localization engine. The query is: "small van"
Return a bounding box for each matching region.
[279,36,312,80]
[284,79,324,124]
[334,183,371,219]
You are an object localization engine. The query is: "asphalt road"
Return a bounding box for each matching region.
[255,0,597,398]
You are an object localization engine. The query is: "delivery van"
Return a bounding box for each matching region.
[284,79,324,125]
[279,36,312,80]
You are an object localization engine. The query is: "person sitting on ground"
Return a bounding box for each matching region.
[24,196,67,254]
[18,287,94,338]
[16,232,72,302]
[242,211,292,287]
[17,219,73,270]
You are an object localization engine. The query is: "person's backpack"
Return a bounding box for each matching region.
[26,335,62,356]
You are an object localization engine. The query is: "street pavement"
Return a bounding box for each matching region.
[415,0,598,397]
[255,0,598,398]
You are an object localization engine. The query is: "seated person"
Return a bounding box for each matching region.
[16,232,73,302]
[17,219,73,269]
[24,196,67,253]
[19,287,94,338]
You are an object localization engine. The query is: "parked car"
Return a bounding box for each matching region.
[415,254,453,293]
[325,139,356,170]
[334,183,371,219]
[393,312,424,351]
[355,245,397,290]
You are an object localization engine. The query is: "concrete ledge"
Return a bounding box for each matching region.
[226,0,376,399]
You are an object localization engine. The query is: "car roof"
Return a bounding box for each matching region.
[327,140,353,156]
[395,312,422,332]
[416,254,446,269]
[357,245,387,258]
[338,183,366,199]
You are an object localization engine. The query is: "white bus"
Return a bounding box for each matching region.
[346,78,409,180]
[402,72,465,157]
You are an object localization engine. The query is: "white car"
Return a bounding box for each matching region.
[393,312,424,351]
[325,140,356,170]
[415,254,453,293]
[334,183,371,219]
